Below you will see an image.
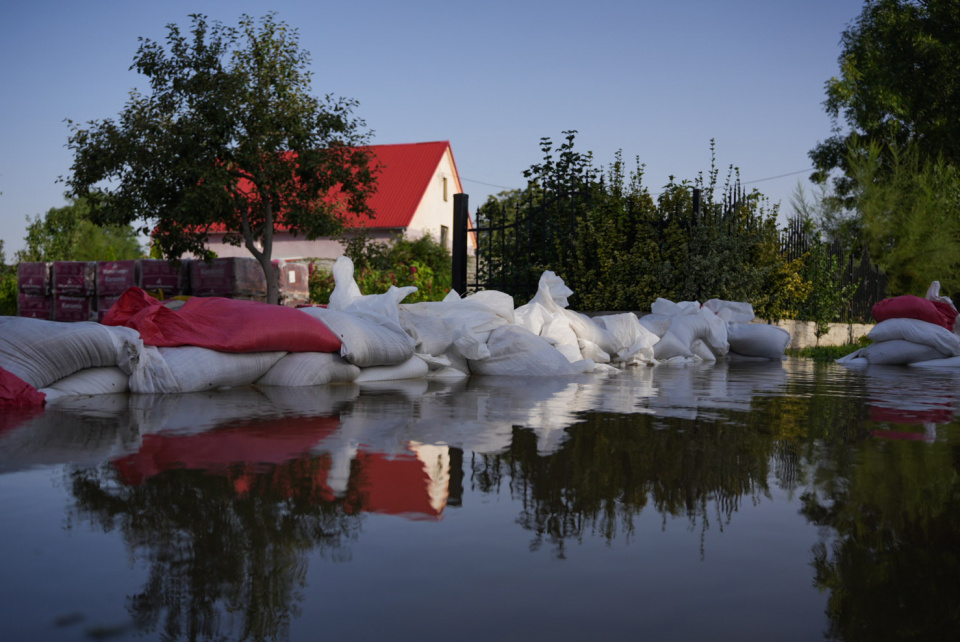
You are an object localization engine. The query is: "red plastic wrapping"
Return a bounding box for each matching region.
[0,366,46,409]
[872,294,958,331]
[101,287,341,353]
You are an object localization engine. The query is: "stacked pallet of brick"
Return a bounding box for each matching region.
[96,261,139,321]
[16,263,53,319]
[189,257,267,301]
[138,259,184,299]
[52,261,97,322]
[276,261,310,306]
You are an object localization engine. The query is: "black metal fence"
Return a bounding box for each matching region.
[452,190,886,322]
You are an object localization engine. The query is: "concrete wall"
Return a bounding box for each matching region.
[763,319,873,350]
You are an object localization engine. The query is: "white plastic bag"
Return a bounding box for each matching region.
[868,318,960,356]
[726,323,791,360]
[0,317,144,389]
[299,306,415,367]
[256,352,361,386]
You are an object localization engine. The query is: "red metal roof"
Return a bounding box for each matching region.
[355,140,456,229]
[202,141,458,234]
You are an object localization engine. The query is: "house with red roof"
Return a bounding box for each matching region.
[201,140,471,265]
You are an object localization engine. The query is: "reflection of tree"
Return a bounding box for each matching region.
[801,437,960,641]
[68,454,364,641]
[471,409,782,558]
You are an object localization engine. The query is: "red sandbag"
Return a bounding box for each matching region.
[101,287,341,353]
[0,366,46,409]
[872,295,958,331]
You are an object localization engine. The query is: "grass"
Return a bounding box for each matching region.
[787,337,870,362]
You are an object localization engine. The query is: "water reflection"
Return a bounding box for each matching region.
[2,361,960,640]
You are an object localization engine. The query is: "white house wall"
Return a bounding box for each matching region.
[404,147,464,251]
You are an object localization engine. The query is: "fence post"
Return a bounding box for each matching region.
[692,188,701,218]
[452,193,469,295]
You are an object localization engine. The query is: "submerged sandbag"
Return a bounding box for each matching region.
[469,325,593,376]
[40,367,130,402]
[0,317,142,389]
[857,339,947,366]
[868,318,960,356]
[726,323,791,360]
[256,352,361,387]
[129,346,286,393]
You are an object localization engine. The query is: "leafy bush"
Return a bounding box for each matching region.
[309,231,451,304]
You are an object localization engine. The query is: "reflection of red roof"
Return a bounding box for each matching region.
[346,451,442,521]
[206,141,458,233]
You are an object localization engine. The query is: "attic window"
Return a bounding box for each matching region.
[443,176,448,202]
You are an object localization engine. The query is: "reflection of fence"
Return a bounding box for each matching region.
[780,217,886,323]
[452,191,886,322]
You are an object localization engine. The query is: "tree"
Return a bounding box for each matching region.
[15,197,143,263]
[65,13,378,305]
[810,0,960,201]
[848,141,960,295]
[0,240,16,316]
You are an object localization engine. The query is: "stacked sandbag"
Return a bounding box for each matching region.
[705,299,791,361]
[838,282,960,367]
[644,298,730,362]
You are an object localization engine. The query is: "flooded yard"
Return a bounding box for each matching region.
[1,359,958,641]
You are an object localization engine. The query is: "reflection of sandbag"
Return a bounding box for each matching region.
[869,318,960,356]
[727,323,791,360]
[469,325,593,376]
[0,317,143,389]
[40,367,129,402]
[909,356,960,368]
[299,307,415,367]
[256,352,361,386]
[858,339,946,366]
[130,346,286,393]
[354,356,430,383]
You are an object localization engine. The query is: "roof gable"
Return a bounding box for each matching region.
[355,140,453,229]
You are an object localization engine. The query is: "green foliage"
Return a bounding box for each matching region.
[810,0,960,202]
[477,133,802,318]
[15,197,143,262]
[0,240,16,316]
[65,13,378,304]
[309,231,452,304]
[849,141,960,295]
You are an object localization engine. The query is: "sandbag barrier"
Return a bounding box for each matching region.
[837,281,960,369]
[1,257,791,406]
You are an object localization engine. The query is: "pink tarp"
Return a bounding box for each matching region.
[101,287,341,353]
[872,295,958,331]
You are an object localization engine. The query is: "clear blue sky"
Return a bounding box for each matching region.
[0,0,865,256]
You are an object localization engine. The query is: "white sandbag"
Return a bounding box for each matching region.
[868,318,960,356]
[328,255,364,310]
[469,325,593,376]
[909,355,960,368]
[464,289,516,324]
[0,317,143,389]
[859,339,947,366]
[578,339,611,364]
[561,309,617,354]
[540,313,584,362]
[139,346,286,393]
[402,296,510,359]
[514,271,571,332]
[726,323,791,360]
[256,352,360,387]
[653,312,729,361]
[326,256,417,338]
[651,298,700,317]
[703,299,755,323]
[299,306,415,367]
[39,367,130,402]
[836,350,868,366]
[398,309,460,356]
[637,314,672,338]
[593,313,659,365]
[354,355,430,382]
[925,280,955,309]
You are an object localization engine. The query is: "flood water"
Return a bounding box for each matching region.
[1,358,958,641]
